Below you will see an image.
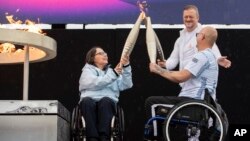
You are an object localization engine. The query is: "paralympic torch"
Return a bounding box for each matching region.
[120,12,144,58]
[141,1,165,62]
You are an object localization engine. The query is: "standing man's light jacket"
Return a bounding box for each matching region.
[79,63,133,102]
[166,23,221,71]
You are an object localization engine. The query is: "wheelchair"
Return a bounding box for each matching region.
[144,91,228,141]
[71,103,125,141]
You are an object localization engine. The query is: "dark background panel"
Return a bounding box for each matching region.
[0,29,249,140]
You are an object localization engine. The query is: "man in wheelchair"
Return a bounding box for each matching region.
[145,26,228,141]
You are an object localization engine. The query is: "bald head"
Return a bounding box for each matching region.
[201,26,218,47]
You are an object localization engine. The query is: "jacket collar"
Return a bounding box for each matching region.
[179,23,202,36]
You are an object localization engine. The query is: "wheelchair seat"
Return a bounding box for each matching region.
[71,103,125,141]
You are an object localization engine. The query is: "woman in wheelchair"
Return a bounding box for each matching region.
[145,27,228,141]
[78,47,133,141]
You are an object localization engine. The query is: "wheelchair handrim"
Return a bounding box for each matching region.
[164,101,224,141]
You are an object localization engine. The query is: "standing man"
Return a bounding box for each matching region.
[158,5,231,73]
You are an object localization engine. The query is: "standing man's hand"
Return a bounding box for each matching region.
[218,56,231,68]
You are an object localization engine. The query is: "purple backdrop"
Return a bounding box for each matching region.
[0,0,250,24]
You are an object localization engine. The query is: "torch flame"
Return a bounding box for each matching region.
[0,13,45,54]
[0,43,16,53]
[25,19,43,34]
[6,15,22,24]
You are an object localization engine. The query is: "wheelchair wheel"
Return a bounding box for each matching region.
[111,105,125,141]
[71,105,86,141]
[163,100,226,141]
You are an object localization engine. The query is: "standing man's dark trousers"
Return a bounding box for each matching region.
[80,97,116,141]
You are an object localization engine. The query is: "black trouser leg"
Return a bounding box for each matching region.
[80,97,99,139]
[98,97,116,140]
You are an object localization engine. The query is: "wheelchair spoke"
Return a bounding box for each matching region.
[163,101,226,141]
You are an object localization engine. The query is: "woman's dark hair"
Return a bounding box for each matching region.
[85,46,101,65]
